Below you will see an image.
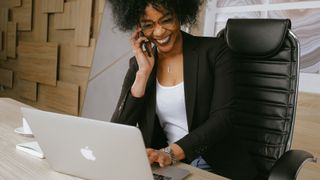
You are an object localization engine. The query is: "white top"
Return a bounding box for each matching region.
[156,80,189,144]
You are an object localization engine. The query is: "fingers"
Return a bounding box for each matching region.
[146,148,153,154]
[131,27,141,40]
[132,37,149,49]
[131,29,147,49]
[146,149,171,167]
[130,29,152,58]
[130,29,155,78]
[157,154,166,167]
[157,152,171,167]
[147,149,158,164]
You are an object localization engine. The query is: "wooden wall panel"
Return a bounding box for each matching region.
[41,0,63,13]
[42,81,79,115]
[0,31,2,51]
[0,0,21,8]
[58,43,90,114]
[75,0,93,46]
[0,8,8,60]
[93,0,105,38]
[18,41,58,86]
[7,22,17,58]
[12,0,32,31]
[18,0,48,42]
[0,68,13,88]
[54,1,77,30]
[33,0,48,42]
[98,0,105,14]
[18,79,37,101]
[0,0,101,116]
[72,39,96,67]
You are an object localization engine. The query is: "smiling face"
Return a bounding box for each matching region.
[139,5,182,55]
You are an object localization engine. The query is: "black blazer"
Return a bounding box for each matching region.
[111,31,258,179]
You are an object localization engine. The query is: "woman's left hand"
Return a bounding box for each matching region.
[146,148,172,167]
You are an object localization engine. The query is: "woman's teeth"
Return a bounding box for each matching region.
[157,36,170,44]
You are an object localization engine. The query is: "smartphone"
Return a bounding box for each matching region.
[139,31,152,57]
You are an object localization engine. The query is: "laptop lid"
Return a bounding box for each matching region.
[21,107,154,180]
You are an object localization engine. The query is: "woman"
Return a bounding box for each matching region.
[108,0,257,179]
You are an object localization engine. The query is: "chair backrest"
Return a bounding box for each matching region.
[218,19,299,179]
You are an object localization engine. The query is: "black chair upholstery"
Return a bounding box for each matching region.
[218,19,316,179]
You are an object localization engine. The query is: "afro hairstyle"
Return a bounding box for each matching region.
[107,0,203,31]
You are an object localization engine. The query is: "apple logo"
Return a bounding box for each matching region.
[80,146,96,161]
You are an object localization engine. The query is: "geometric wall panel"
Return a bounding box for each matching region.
[18,41,58,86]
[54,1,77,29]
[32,0,48,42]
[42,81,79,115]
[16,0,48,42]
[0,0,100,116]
[0,31,2,51]
[75,0,93,46]
[0,0,21,8]
[12,0,32,31]
[7,22,17,58]
[0,68,13,88]
[41,0,64,13]
[71,39,96,67]
[18,79,37,101]
[98,0,105,14]
[96,0,106,32]
[0,8,8,60]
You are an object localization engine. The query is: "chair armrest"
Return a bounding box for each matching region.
[268,149,317,180]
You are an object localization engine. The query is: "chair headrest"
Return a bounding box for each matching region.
[225,19,291,57]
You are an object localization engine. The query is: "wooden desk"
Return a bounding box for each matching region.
[0,98,226,179]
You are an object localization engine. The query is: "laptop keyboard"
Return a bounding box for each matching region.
[153,173,172,180]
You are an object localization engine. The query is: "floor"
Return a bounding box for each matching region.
[293,92,320,179]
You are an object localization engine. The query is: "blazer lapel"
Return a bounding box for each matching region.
[182,31,199,129]
[144,51,158,146]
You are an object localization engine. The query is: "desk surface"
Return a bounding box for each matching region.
[0,98,227,180]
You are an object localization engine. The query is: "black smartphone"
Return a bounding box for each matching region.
[139,31,152,57]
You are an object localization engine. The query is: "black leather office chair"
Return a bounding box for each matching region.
[217,19,317,179]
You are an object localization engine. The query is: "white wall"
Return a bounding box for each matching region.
[81,3,133,121]
[299,73,320,94]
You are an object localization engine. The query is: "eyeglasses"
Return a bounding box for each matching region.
[139,14,177,35]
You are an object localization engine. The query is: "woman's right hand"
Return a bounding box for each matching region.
[130,28,155,97]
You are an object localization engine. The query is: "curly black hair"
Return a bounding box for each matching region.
[107,0,203,31]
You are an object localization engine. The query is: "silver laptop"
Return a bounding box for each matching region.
[21,107,190,180]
